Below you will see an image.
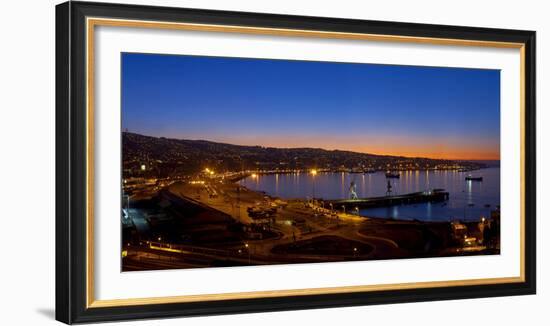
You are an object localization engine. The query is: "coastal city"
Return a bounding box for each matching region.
[121,53,500,271]
[121,132,500,271]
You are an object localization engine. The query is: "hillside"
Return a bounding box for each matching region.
[122,132,484,177]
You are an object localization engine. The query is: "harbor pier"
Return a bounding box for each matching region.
[325,189,450,209]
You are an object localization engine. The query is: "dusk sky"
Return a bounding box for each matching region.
[122,53,500,160]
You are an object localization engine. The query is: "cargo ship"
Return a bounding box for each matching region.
[385,171,400,178]
[465,175,483,181]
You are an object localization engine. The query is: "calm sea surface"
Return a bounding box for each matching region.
[239,168,500,222]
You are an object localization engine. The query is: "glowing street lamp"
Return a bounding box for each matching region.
[140,164,146,171]
[310,169,318,200]
[122,193,130,219]
[244,243,251,264]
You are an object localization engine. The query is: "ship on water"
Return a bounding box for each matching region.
[465,174,483,181]
[385,171,400,178]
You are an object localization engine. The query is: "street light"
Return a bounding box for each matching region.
[310,169,318,201]
[122,192,130,219]
[244,243,250,265]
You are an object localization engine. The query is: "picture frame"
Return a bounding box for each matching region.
[56,1,536,324]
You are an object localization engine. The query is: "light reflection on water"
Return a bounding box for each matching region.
[239,168,500,222]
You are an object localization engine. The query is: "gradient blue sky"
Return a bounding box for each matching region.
[122,53,500,160]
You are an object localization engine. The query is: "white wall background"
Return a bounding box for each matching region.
[0,0,546,324]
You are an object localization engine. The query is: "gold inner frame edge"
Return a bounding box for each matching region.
[85,17,526,308]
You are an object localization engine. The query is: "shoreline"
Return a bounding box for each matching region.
[130,177,492,226]
[236,168,499,223]
[122,178,499,271]
[171,179,484,225]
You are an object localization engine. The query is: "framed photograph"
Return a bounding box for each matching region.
[56,1,536,324]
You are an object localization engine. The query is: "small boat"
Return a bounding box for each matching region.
[465,175,483,181]
[385,171,400,178]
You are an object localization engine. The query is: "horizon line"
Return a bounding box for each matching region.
[123,131,500,162]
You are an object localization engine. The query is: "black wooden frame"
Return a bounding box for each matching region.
[56,1,536,324]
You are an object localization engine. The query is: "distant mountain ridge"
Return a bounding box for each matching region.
[122,132,485,176]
